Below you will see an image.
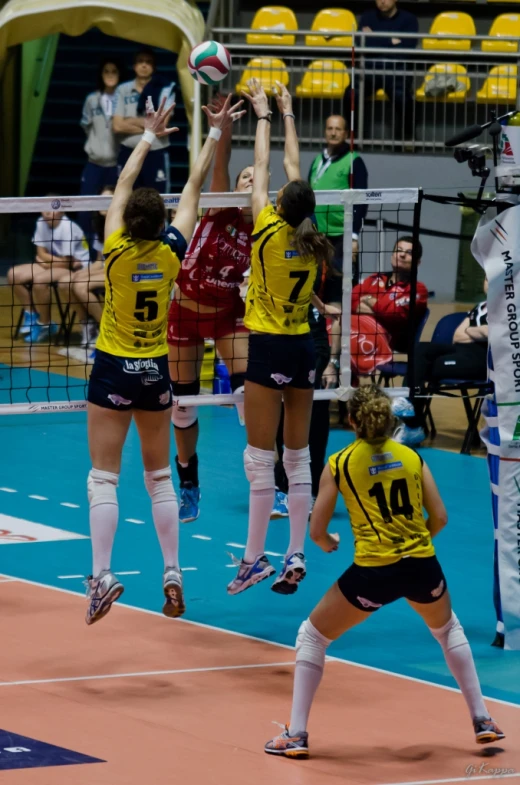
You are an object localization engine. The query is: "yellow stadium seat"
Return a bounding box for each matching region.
[305,9,357,48]
[295,60,350,98]
[374,88,389,101]
[416,63,470,103]
[246,6,297,46]
[422,12,476,51]
[236,58,289,96]
[477,64,517,104]
[482,14,520,53]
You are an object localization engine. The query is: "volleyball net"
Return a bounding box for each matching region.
[0,188,421,414]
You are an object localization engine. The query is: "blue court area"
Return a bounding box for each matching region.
[0,365,518,707]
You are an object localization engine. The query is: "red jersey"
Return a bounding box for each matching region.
[351,273,428,351]
[176,208,253,308]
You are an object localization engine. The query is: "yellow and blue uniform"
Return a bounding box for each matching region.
[88,225,186,411]
[245,204,318,390]
[329,437,446,612]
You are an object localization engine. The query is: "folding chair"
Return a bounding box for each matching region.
[421,312,490,455]
[376,307,431,387]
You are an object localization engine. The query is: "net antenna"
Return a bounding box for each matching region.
[0,190,417,415]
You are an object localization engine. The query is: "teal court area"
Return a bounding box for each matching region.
[0,364,519,708]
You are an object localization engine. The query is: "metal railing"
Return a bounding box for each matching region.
[208,28,520,153]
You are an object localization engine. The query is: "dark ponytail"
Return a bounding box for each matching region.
[280,180,334,269]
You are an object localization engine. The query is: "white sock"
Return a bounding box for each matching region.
[90,503,118,577]
[152,499,180,569]
[244,488,275,563]
[289,619,331,735]
[430,612,488,720]
[287,483,311,555]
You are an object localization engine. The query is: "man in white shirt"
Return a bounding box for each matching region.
[7,202,90,343]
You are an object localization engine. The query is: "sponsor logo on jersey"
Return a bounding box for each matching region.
[285,250,300,258]
[156,169,166,182]
[108,393,132,406]
[271,373,293,385]
[356,596,382,609]
[132,273,163,282]
[371,452,393,462]
[283,305,294,314]
[226,224,237,237]
[137,263,158,271]
[368,461,403,476]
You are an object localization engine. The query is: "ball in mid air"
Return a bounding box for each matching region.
[188,41,231,86]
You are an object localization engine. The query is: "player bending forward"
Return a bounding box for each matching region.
[265,385,505,757]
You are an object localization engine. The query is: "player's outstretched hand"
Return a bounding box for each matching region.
[203,93,246,130]
[145,96,179,137]
[273,80,293,115]
[241,78,271,119]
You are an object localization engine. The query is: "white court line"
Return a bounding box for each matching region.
[0,487,17,493]
[378,777,520,785]
[182,567,197,571]
[0,577,17,583]
[226,542,245,548]
[264,551,283,557]
[115,571,140,576]
[60,502,80,509]
[58,575,83,580]
[28,495,48,501]
[125,518,145,524]
[192,535,211,541]
[2,573,520,710]
[0,661,295,688]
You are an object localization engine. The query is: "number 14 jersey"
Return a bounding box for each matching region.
[329,438,435,566]
[245,205,318,335]
[97,227,184,358]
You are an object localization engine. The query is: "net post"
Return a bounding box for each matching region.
[406,188,423,406]
[339,192,354,391]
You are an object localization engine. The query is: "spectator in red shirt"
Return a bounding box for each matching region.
[351,235,427,375]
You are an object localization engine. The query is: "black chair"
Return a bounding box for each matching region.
[376,307,431,387]
[421,312,490,455]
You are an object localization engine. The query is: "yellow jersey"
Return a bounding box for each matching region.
[96,227,183,358]
[245,204,318,335]
[329,438,435,567]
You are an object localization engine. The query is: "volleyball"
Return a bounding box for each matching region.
[188,41,231,86]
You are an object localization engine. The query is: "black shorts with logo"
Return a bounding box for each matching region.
[337,555,447,613]
[88,349,172,411]
[246,333,316,390]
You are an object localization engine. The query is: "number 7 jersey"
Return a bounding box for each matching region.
[245,204,318,335]
[97,226,185,358]
[329,438,435,566]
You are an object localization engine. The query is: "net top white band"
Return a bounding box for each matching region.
[0,188,420,213]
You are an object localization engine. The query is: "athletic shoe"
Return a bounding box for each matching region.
[179,484,200,523]
[85,570,124,625]
[19,310,39,336]
[265,725,309,759]
[227,554,275,595]
[271,552,306,595]
[473,717,505,744]
[24,322,59,344]
[270,490,289,520]
[391,396,415,419]
[392,423,426,447]
[163,566,185,618]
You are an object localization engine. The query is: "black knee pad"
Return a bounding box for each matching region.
[172,380,201,397]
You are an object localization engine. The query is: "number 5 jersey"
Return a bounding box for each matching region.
[97,225,186,357]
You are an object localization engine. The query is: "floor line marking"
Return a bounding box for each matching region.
[226,542,245,548]
[28,495,48,501]
[0,487,17,493]
[60,502,80,509]
[0,661,296,688]
[57,575,83,580]
[182,567,198,571]
[125,518,145,524]
[3,573,520,710]
[192,535,211,541]
[376,776,520,785]
[114,571,140,576]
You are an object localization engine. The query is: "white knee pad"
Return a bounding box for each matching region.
[429,612,467,651]
[243,444,275,491]
[283,446,311,486]
[87,468,119,507]
[171,401,198,429]
[144,467,177,504]
[295,619,331,667]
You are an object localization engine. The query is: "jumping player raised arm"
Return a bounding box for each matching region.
[167,94,254,523]
[227,79,335,597]
[265,385,505,758]
[85,94,245,626]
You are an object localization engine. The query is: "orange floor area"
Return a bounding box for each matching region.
[0,578,518,784]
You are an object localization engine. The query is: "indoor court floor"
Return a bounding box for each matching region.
[0,383,518,782]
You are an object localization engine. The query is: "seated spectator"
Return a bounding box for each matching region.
[351,235,428,376]
[395,280,488,446]
[7,201,90,343]
[343,0,418,142]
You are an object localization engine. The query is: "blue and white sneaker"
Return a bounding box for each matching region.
[227,554,276,595]
[24,321,59,344]
[271,552,306,595]
[270,490,289,520]
[391,397,415,419]
[393,423,426,447]
[85,570,124,625]
[179,484,200,523]
[19,310,39,336]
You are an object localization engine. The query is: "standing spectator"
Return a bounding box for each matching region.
[344,0,418,141]
[351,235,428,376]
[308,115,368,389]
[113,48,175,193]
